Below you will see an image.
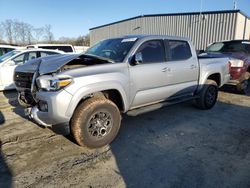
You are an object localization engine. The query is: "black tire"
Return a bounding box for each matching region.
[196,79,218,110]
[70,97,121,148]
[236,72,250,95]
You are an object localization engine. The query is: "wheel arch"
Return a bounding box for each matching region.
[66,84,128,118]
[207,73,221,86]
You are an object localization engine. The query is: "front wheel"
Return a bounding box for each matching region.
[70,97,121,148]
[196,80,218,110]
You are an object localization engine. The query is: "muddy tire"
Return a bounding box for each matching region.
[70,97,121,148]
[236,72,250,95]
[196,80,218,110]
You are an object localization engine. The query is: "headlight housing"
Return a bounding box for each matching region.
[229,59,244,68]
[36,75,73,91]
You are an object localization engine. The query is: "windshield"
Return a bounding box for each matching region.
[206,41,250,53]
[85,38,137,62]
[0,50,21,63]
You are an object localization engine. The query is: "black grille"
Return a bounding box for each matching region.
[14,72,34,89]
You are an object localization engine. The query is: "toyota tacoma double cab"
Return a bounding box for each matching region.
[14,35,230,148]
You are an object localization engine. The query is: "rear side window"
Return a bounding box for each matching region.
[137,40,166,63]
[27,52,37,61]
[168,40,192,61]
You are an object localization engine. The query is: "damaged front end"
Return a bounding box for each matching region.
[14,71,39,107]
[14,54,113,127]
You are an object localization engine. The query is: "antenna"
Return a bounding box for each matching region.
[199,0,204,23]
[233,0,237,10]
[200,0,203,14]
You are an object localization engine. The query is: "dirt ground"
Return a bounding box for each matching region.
[0,88,250,188]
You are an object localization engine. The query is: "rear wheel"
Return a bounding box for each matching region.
[236,72,250,95]
[196,80,218,110]
[70,97,121,148]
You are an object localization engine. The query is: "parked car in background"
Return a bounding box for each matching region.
[0,49,64,90]
[0,44,25,56]
[205,40,250,94]
[74,46,89,53]
[15,35,230,148]
[26,44,75,53]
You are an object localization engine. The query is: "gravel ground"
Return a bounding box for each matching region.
[0,89,250,188]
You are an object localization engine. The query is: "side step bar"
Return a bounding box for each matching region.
[126,95,199,116]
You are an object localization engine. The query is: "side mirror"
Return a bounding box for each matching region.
[134,52,143,65]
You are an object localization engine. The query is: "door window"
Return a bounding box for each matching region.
[27,52,37,61]
[168,40,192,61]
[136,40,166,63]
[12,54,25,65]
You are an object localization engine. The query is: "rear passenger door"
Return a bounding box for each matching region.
[165,40,199,97]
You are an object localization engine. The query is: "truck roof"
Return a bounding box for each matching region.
[119,34,190,42]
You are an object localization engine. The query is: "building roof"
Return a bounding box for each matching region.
[90,9,249,30]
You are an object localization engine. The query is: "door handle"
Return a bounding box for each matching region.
[190,64,197,69]
[162,67,170,72]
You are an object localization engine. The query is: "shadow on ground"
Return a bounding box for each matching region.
[1,89,250,187]
[44,100,250,188]
[0,111,5,125]
[220,84,239,94]
[108,101,250,188]
[2,90,26,119]
[0,141,12,188]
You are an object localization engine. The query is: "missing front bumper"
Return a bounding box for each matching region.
[25,106,52,127]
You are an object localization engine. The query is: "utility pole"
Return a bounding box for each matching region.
[199,0,204,23]
[233,0,237,10]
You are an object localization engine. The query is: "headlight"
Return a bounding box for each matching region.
[229,59,244,68]
[36,75,72,91]
[49,78,72,91]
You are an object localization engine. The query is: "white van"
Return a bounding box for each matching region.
[26,44,75,53]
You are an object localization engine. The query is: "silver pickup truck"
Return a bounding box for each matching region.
[14,35,230,148]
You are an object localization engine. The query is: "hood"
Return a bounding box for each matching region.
[15,54,79,74]
[15,53,113,75]
[38,54,80,75]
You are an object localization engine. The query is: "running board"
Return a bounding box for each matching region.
[127,95,198,116]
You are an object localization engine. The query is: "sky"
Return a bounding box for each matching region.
[0,0,250,39]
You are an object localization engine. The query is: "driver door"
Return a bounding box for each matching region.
[129,39,171,108]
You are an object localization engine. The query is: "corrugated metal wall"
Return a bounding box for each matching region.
[90,12,243,50]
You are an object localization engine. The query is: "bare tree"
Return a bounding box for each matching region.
[33,27,44,42]
[0,24,4,43]
[2,19,14,44]
[44,24,54,43]
[83,34,90,46]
